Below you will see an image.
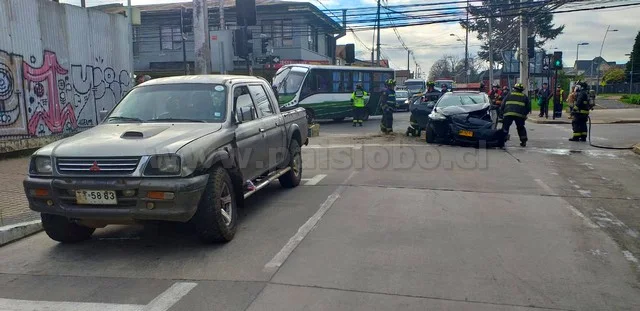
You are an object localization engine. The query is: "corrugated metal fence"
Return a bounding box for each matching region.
[0,0,132,152]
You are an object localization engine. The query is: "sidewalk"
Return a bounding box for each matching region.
[0,155,40,245]
[528,108,640,124]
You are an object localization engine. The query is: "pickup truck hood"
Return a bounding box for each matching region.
[39,123,223,157]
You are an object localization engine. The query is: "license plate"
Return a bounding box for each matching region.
[459,130,474,137]
[76,190,117,205]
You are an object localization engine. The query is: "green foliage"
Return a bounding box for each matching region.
[626,31,640,81]
[463,0,565,63]
[621,95,640,105]
[603,68,626,84]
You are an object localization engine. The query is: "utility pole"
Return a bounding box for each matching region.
[465,0,469,83]
[519,0,529,95]
[407,50,410,71]
[127,0,134,84]
[81,0,86,7]
[488,13,494,86]
[193,0,211,74]
[376,0,381,66]
[180,7,188,75]
[219,0,225,29]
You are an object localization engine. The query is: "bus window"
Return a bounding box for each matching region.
[332,71,341,92]
[343,71,353,92]
[362,72,372,92]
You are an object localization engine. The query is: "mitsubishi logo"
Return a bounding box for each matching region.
[89,161,101,172]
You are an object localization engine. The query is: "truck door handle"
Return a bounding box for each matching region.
[259,128,265,133]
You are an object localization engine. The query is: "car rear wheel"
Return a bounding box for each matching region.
[41,213,95,243]
[193,166,238,243]
[279,139,302,188]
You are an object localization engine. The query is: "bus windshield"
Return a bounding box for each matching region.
[405,82,425,94]
[273,67,308,102]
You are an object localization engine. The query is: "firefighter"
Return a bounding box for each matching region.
[380,79,396,134]
[500,83,531,147]
[351,84,368,127]
[426,81,436,93]
[569,82,591,141]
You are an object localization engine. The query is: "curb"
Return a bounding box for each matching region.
[528,119,640,125]
[634,144,640,156]
[0,220,42,246]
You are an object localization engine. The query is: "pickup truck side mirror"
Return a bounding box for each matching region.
[98,108,109,123]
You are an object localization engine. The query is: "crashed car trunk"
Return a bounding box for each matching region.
[427,102,505,147]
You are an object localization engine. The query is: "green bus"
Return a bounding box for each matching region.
[272,64,396,123]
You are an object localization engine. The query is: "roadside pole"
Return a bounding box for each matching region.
[193,0,210,74]
[127,0,134,84]
[519,0,529,96]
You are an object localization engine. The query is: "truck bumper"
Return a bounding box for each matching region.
[23,175,209,223]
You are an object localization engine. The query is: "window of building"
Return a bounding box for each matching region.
[308,26,318,52]
[282,20,293,47]
[161,25,182,50]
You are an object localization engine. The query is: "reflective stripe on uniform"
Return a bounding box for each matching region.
[505,101,525,106]
[504,112,526,118]
[579,110,590,114]
[573,132,582,137]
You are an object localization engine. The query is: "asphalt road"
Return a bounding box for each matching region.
[1,112,640,310]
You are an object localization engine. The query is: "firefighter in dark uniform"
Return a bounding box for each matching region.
[500,83,530,147]
[569,82,591,141]
[351,84,368,126]
[380,79,396,134]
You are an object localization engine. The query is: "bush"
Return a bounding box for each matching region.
[621,95,640,105]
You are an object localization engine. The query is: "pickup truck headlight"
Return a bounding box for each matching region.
[144,155,181,176]
[31,156,53,174]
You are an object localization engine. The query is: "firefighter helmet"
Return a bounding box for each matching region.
[513,83,524,91]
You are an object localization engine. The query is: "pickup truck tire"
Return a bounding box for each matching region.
[193,166,238,243]
[41,213,95,243]
[278,139,302,188]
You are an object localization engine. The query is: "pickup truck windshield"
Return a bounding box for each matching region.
[107,83,227,123]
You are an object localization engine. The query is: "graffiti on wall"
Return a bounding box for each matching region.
[0,50,130,138]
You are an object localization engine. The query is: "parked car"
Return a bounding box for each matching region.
[425,91,504,147]
[395,89,410,111]
[23,75,308,244]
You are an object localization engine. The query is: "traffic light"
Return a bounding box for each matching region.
[553,51,563,69]
[246,30,253,55]
[527,37,535,58]
[234,27,253,58]
[261,38,269,54]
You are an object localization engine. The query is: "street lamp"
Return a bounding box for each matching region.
[626,53,634,94]
[450,33,469,83]
[596,26,618,94]
[576,42,589,62]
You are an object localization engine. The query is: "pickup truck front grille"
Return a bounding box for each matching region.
[56,157,141,175]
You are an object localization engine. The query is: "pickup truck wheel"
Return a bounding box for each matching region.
[193,167,237,243]
[41,213,95,243]
[278,140,302,188]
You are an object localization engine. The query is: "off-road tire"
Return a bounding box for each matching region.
[41,213,95,243]
[279,139,302,188]
[193,167,238,243]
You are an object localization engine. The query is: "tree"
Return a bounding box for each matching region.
[428,55,460,81]
[462,0,564,64]
[626,31,640,82]
[603,67,626,84]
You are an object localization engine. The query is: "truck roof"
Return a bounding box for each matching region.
[140,75,268,86]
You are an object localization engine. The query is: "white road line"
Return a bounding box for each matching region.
[0,282,197,311]
[534,178,598,229]
[264,171,358,273]
[304,174,327,186]
[144,282,198,311]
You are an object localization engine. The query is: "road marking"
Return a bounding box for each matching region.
[264,171,357,273]
[304,174,327,186]
[534,178,597,229]
[0,282,197,311]
[305,144,426,150]
[145,282,198,311]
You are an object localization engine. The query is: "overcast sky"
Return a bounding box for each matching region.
[62,0,640,73]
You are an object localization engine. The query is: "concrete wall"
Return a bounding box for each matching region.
[0,0,132,152]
